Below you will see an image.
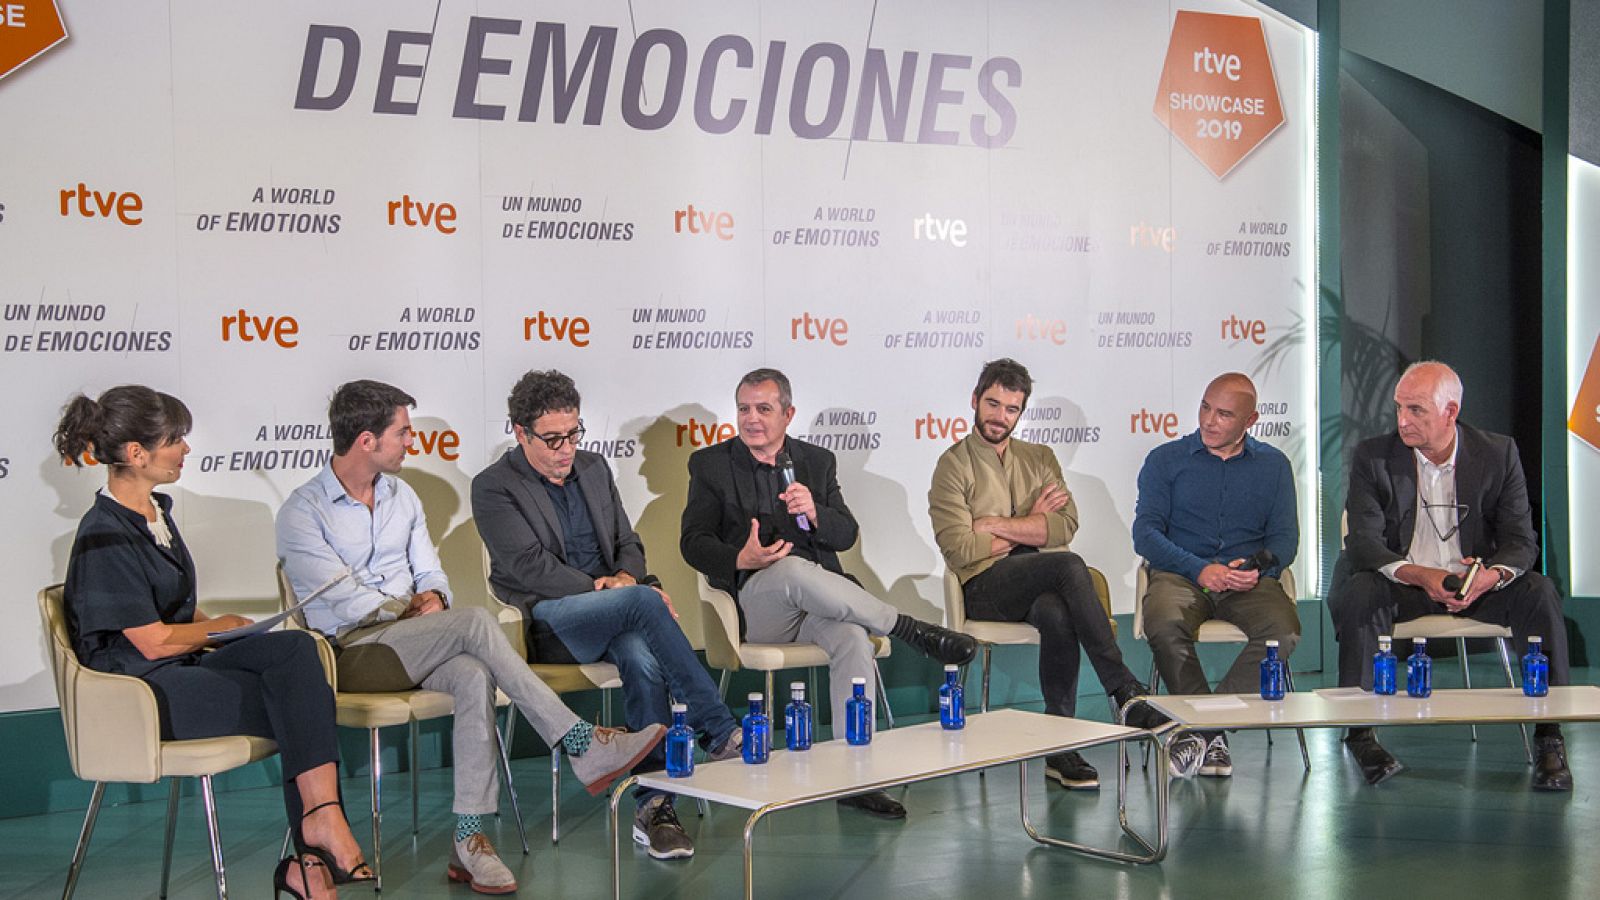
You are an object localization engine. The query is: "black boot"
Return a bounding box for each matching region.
[891,615,977,666]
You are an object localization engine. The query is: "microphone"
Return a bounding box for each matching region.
[1238,549,1278,572]
[1441,558,1484,600]
[775,450,811,533]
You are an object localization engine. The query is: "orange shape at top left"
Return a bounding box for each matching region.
[0,0,68,83]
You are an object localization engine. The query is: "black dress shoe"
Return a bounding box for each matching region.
[1533,736,1573,792]
[1344,731,1404,785]
[901,619,978,666]
[1110,682,1170,731]
[837,790,907,819]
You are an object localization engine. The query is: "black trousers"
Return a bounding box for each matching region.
[1328,568,1570,690]
[962,550,1137,717]
[144,630,339,823]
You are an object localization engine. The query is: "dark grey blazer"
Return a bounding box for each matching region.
[1337,422,1539,582]
[471,447,652,612]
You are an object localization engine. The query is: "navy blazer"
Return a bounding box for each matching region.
[471,447,652,611]
[679,435,859,603]
[1339,422,1539,579]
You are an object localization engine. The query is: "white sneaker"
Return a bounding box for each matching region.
[1167,734,1206,779]
[446,832,517,894]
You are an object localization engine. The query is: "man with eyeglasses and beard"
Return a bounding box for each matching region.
[1329,360,1571,791]
[472,369,744,863]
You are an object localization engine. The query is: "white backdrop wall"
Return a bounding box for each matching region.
[0,1,1315,714]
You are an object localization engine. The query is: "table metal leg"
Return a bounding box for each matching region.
[610,775,640,900]
[1019,732,1167,864]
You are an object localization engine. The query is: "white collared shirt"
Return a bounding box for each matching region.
[1380,431,1519,587]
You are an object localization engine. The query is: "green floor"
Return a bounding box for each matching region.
[4,669,1595,899]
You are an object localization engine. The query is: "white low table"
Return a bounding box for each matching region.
[608,708,1169,899]
[1118,686,1600,852]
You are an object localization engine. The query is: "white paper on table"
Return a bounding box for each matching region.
[1314,687,1371,700]
[1186,696,1250,711]
[206,570,350,642]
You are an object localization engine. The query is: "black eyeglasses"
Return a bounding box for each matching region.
[529,420,585,450]
[1421,501,1470,542]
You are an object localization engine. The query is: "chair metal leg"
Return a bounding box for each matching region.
[695,797,709,817]
[61,781,106,900]
[763,670,775,718]
[1284,669,1311,771]
[551,745,563,845]
[1141,662,1161,770]
[198,775,228,900]
[1496,638,1536,764]
[717,669,731,703]
[1458,638,1479,741]
[409,719,421,835]
[809,668,820,714]
[602,688,613,726]
[872,659,894,730]
[158,778,180,898]
[496,722,530,854]
[980,645,993,714]
[369,727,384,892]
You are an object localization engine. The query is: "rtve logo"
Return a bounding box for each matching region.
[523,311,590,347]
[387,194,457,234]
[1220,314,1267,345]
[673,203,733,240]
[675,416,735,448]
[1130,408,1179,438]
[1129,222,1174,252]
[59,183,143,226]
[1015,314,1067,345]
[407,428,460,461]
[220,309,300,348]
[912,213,967,247]
[790,313,848,346]
[914,414,969,442]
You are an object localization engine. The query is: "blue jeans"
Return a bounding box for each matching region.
[529,584,739,806]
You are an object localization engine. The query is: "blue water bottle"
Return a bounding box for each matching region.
[1522,636,1550,697]
[741,693,770,764]
[845,677,873,745]
[1373,636,1397,696]
[1259,639,1286,700]
[939,664,966,729]
[664,702,694,777]
[784,681,813,751]
[1406,637,1433,698]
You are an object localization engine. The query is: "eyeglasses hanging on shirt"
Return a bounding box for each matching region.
[1421,500,1470,543]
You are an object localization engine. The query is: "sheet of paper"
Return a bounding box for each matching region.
[1186,696,1249,711]
[1314,687,1371,700]
[207,570,349,642]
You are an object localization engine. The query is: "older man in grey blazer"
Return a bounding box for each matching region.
[471,369,742,862]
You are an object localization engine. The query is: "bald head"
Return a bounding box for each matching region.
[1198,372,1258,457]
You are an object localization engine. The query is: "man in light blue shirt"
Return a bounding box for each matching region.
[277,380,663,894]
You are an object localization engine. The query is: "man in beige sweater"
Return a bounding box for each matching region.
[929,359,1191,789]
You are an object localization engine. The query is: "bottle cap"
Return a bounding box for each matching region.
[791,681,806,690]
[748,692,763,702]
[1414,637,1427,646]
[944,664,959,672]
[1379,635,1392,643]
[1266,639,1279,648]
[851,676,867,685]
[1530,635,1542,644]
[671,702,687,713]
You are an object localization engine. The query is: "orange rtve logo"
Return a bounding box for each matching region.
[1153,11,1284,179]
[0,1,67,82]
[220,309,299,347]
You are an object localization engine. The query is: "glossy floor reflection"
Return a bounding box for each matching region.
[4,674,1595,899]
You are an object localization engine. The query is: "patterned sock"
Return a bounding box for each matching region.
[455,813,483,843]
[562,720,595,757]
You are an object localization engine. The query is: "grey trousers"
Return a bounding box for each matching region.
[337,607,582,815]
[740,557,897,730]
[1143,570,1301,695]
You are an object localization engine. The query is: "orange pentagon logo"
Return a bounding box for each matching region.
[0,0,67,83]
[1153,10,1284,179]
[1569,334,1600,453]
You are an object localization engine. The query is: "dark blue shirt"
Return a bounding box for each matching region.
[1132,430,1298,582]
[539,470,606,578]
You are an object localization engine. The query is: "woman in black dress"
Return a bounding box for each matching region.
[56,385,371,899]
